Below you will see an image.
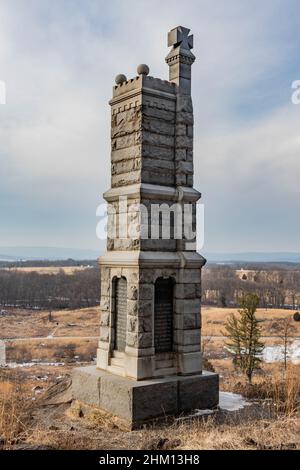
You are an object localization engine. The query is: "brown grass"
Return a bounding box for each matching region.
[0,370,31,448]
[202,306,300,337]
[6,338,98,363]
[0,307,100,340]
[0,362,300,450]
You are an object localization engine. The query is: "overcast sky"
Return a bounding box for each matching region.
[0,0,299,253]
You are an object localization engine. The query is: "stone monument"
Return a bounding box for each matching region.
[73,26,219,428]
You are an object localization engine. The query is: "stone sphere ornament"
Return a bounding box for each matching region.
[137,64,150,76]
[115,74,127,85]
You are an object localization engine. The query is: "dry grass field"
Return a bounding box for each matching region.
[5,337,98,363]
[0,307,100,340]
[202,306,300,337]
[1,305,300,450]
[1,305,299,365]
[0,307,100,363]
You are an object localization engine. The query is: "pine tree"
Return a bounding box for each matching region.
[223,293,264,384]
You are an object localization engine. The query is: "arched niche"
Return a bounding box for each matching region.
[112,276,127,352]
[154,277,174,353]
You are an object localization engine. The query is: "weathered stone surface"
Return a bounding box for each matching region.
[111,145,141,163]
[99,326,110,342]
[176,135,193,149]
[111,238,140,250]
[142,106,175,123]
[111,170,141,187]
[142,118,174,136]
[142,158,174,172]
[181,312,200,329]
[186,174,194,186]
[183,329,200,345]
[141,170,175,186]
[176,160,193,175]
[112,132,141,150]
[141,239,177,251]
[178,372,219,410]
[174,328,200,346]
[138,299,152,316]
[128,315,152,333]
[72,367,219,428]
[175,298,201,313]
[137,332,152,348]
[72,366,101,406]
[100,295,110,311]
[132,380,178,422]
[100,311,110,327]
[127,299,138,316]
[175,283,196,299]
[128,284,138,300]
[176,95,193,113]
[142,131,174,148]
[127,331,154,348]
[112,158,141,175]
[142,144,174,160]
[139,283,153,300]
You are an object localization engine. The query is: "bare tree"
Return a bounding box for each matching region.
[279,318,296,372]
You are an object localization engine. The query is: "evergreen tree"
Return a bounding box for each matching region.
[224,293,264,384]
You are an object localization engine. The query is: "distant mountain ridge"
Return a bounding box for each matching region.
[205,252,300,263]
[0,247,299,263]
[0,246,102,261]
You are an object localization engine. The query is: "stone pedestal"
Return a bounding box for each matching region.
[72,366,219,429]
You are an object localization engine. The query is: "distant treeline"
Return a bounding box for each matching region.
[1,260,300,311]
[0,258,98,268]
[0,266,100,310]
[202,264,300,309]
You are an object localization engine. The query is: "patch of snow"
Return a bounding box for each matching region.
[30,375,48,381]
[177,392,249,421]
[219,392,249,411]
[190,409,214,417]
[7,361,65,368]
[263,340,300,364]
[176,409,214,422]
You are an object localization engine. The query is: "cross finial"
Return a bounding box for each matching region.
[168,26,193,52]
[165,26,195,94]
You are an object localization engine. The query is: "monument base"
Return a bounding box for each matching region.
[72,366,219,429]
